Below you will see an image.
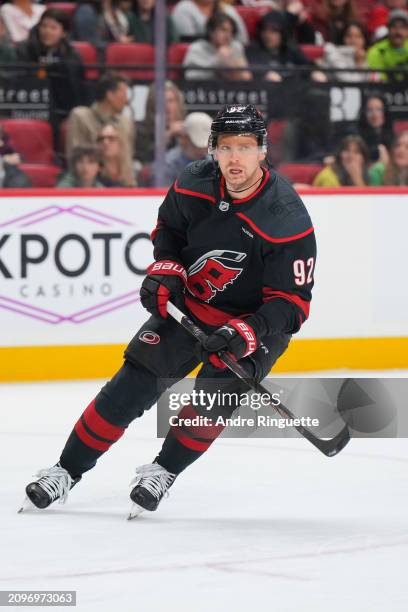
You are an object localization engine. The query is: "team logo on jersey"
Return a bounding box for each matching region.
[219,201,230,212]
[187,250,246,303]
[139,331,160,345]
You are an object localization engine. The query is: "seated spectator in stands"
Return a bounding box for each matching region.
[102,0,134,42]
[136,81,185,164]
[146,112,212,186]
[184,12,251,80]
[0,124,31,187]
[125,0,178,43]
[369,130,408,184]
[57,145,105,188]
[356,95,393,162]
[0,0,45,44]
[16,9,85,121]
[246,11,326,82]
[0,15,16,65]
[66,72,134,163]
[97,123,137,186]
[285,2,317,45]
[320,21,370,81]
[172,0,248,44]
[310,0,360,44]
[313,135,370,186]
[367,0,407,42]
[73,1,109,48]
[367,9,408,80]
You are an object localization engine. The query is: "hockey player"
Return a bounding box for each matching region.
[22,105,316,517]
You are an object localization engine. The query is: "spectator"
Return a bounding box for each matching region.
[0,0,45,44]
[148,112,212,186]
[367,0,408,42]
[320,21,370,81]
[313,135,370,186]
[97,123,137,186]
[285,2,317,45]
[57,145,105,188]
[356,95,393,162]
[103,0,133,42]
[126,0,178,43]
[184,12,251,80]
[136,81,185,164]
[369,130,408,184]
[367,9,408,80]
[0,125,31,187]
[0,15,16,64]
[16,9,85,121]
[310,0,360,44]
[72,1,109,48]
[66,72,134,163]
[246,11,325,82]
[172,0,248,45]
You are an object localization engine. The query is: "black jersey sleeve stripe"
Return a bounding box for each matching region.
[174,180,216,203]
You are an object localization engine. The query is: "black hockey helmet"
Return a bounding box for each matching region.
[208,104,267,154]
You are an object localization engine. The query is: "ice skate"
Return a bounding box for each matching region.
[128,462,177,519]
[19,464,81,512]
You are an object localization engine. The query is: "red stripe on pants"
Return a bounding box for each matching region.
[74,419,111,452]
[83,399,125,441]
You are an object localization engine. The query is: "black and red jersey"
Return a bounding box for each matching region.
[151,159,316,336]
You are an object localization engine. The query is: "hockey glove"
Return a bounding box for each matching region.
[201,318,259,369]
[140,260,187,319]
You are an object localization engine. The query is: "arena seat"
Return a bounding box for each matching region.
[105,43,155,80]
[393,120,408,136]
[277,163,323,184]
[300,45,324,61]
[267,120,288,166]
[0,119,54,164]
[46,2,76,19]
[235,6,270,39]
[19,164,61,188]
[71,41,99,80]
[167,43,190,80]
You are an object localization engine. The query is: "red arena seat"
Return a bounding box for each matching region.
[267,120,288,166]
[71,41,99,80]
[46,2,77,19]
[235,6,270,39]
[105,43,155,80]
[0,119,54,164]
[19,164,61,188]
[393,120,408,136]
[300,45,324,61]
[167,43,190,79]
[278,163,323,184]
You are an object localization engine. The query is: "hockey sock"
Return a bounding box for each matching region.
[156,402,227,474]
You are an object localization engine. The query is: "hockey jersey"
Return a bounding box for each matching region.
[151,159,316,336]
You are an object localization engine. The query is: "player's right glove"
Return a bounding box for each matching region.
[140,260,187,319]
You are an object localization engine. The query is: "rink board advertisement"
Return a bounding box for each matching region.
[0,188,407,380]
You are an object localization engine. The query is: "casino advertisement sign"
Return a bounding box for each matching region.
[0,195,160,346]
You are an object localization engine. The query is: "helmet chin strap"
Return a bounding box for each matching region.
[225,168,264,193]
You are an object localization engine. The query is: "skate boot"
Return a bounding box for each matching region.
[128,462,177,519]
[19,463,81,512]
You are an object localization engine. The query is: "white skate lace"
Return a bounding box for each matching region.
[130,463,176,500]
[35,466,73,505]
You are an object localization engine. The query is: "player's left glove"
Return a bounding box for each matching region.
[201,318,259,369]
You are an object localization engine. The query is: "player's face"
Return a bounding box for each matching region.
[215,134,265,191]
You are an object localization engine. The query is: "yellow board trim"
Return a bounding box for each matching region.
[1,337,407,382]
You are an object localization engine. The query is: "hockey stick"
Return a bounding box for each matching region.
[167,301,350,457]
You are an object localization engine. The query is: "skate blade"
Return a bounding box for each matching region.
[17,496,33,514]
[127,502,145,520]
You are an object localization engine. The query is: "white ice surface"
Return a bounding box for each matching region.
[0,378,407,612]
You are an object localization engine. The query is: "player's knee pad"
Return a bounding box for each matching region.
[95,361,163,426]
